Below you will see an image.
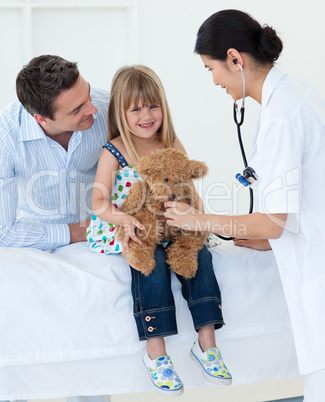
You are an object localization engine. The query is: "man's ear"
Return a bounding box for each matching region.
[33,114,50,126]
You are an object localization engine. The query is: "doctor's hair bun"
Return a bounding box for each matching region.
[257,25,283,62]
[195,9,284,66]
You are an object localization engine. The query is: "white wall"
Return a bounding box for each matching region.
[1,0,324,215]
[136,0,325,215]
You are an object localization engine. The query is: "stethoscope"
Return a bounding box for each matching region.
[216,60,258,241]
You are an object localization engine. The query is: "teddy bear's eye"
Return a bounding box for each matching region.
[164,178,169,182]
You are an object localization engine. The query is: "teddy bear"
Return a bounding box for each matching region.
[116,148,209,278]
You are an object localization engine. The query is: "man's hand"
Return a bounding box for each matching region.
[69,219,91,244]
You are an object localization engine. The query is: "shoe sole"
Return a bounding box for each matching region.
[153,384,184,397]
[142,358,184,397]
[190,350,232,386]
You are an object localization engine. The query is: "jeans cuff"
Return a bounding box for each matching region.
[134,307,178,340]
[189,297,224,331]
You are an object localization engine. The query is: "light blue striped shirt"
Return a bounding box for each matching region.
[0,88,109,250]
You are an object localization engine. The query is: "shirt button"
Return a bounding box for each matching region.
[145,316,151,322]
[147,326,154,332]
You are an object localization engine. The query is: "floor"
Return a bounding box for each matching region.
[27,397,303,402]
[275,399,303,402]
[112,379,304,402]
[25,380,303,402]
[27,397,304,402]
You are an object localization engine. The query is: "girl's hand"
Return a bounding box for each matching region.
[164,201,202,231]
[233,238,272,251]
[121,216,145,251]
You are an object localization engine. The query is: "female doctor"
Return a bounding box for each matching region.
[164,9,325,402]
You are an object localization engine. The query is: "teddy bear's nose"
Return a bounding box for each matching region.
[168,193,176,201]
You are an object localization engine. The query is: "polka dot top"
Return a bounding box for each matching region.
[86,142,140,254]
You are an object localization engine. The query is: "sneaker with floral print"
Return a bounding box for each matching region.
[142,351,184,397]
[190,340,232,385]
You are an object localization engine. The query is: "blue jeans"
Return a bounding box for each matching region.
[130,245,224,340]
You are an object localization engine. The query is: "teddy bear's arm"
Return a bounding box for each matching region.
[121,181,147,215]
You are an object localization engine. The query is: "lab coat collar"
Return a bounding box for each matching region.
[261,67,286,108]
[250,67,286,148]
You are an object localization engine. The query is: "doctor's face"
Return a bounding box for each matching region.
[200,55,243,101]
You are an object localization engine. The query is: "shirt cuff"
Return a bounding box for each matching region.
[45,224,70,250]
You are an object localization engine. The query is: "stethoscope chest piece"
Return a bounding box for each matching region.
[236,166,258,187]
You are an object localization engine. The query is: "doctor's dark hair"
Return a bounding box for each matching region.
[16,55,80,119]
[194,9,283,65]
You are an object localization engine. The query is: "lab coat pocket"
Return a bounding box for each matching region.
[299,274,325,363]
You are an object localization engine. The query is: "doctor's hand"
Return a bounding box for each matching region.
[233,238,272,251]
[164,201,203,231]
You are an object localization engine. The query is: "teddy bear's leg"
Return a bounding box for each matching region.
[166,235,205,279]
[125,242,155,276]
[123,213,164,276]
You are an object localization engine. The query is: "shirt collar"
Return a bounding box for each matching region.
[261,66,286,108]
[18,107,47,142]
[18,107,97,142]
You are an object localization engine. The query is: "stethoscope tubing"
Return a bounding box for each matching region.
[215,64,254,241]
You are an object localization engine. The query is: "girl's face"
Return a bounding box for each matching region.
[200,55,243,101]
[126,99,163,140]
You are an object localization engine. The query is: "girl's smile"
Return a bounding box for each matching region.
[139,122,155,129]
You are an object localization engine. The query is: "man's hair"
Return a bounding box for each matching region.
[16,55,80,119]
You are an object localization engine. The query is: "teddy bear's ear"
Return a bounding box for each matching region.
[188,160,208,179]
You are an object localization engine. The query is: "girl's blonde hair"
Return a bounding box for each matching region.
[107,65,178,163]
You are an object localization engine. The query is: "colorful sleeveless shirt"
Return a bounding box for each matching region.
[86,142,140,254]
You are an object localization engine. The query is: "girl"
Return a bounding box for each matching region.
[164,9,325,402]
[87,65,231,396]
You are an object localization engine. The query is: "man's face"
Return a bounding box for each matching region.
[40,75,97,135]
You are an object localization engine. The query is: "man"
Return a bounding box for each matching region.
[0,55,108,249]
[0,55,110,402]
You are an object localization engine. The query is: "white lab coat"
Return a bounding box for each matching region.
[249,67,325,375]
